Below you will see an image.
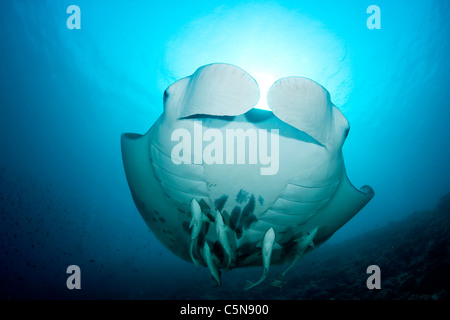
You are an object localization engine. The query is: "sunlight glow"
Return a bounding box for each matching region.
[252,72,278,111]
[162,3,352,109]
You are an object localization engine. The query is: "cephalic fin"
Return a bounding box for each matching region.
[163,63,259,120]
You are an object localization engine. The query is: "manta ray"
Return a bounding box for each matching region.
[121,63,374,289]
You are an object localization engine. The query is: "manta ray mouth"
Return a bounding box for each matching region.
[181,109,325,148]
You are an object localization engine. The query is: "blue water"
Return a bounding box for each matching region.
[0,0,449,299]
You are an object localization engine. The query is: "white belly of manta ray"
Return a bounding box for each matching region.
[121,63,374,290]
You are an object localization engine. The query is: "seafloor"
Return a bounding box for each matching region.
[166,193,450,300]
